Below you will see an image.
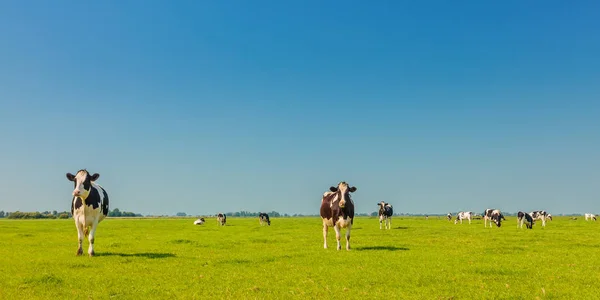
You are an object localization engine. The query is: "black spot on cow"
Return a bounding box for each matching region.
[86,188,101,209]
[72,198,83,215]
[101,188,109,216]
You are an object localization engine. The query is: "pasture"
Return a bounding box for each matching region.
[0,216,598,299]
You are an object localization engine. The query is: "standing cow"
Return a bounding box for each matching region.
[217,213,226,226]
[66,169,109,256]
[194,218,205,225]
[454,211,473,224]
[259,212,271,226]
[585,213,597,221]
[447,213,452,221]
[377,201,393,229]
[320,181,357,251]
[530,210,550,228]
[483,208,505,228]
[517,211,534,229]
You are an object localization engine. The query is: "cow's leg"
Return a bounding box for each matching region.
[87,222,98,256]
[379,216,383,229]
[323,225,328,249]
[468,218,471,225]
[334,225,342,250]
[388,217,391,229]
[75,221,84,256]
[542,217,546,228]
[345,224,352,251]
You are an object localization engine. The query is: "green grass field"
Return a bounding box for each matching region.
[0,216,598,299]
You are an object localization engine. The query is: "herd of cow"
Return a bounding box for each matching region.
[66,170,597,255]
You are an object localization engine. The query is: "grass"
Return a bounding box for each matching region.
[0,216,598,299]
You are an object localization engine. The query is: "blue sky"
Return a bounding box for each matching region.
[1,1,599,216]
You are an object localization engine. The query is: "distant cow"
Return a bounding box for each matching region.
[483,208,505,228]
[377,201,393,229]
[517,211,534,229]
[66,169,109,256]
[546,214,553,221]
[530,210,550,228]
[259,212,271,226]
[320,181,357,250]
[447,213,452,221]
[454,211,472,224]
[194,218,205,225]
[585,213,597,221]
[217,213,226,226]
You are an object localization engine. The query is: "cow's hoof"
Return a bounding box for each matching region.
[76,248,83,256]
[89,251,95,257]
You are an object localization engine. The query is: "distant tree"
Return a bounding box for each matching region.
[176,212,187,217]
[52,210,58,216]
[58,213,70,219]
[109,208,122,217]
[0,211,5,218]
[370,211,378,217]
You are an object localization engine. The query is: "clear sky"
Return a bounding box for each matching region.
[1,1,599,216]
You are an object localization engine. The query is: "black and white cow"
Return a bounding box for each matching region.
[530,210,550,228]
[454,211,472,224]
[320,182,357,251]
[259,212,271,226]
[66,169,109,256]
[585,213,597,221]
[377,201,393,229]
[217,213,226,226]
[447,213,452,221]
[194,218,205,225]
[483,208,505,228]
[517,211,534,229]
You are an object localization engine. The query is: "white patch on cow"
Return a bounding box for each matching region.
[337,216,352,228]
[322,218,334,227]
[72,170,92,200]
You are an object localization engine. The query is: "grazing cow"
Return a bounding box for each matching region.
[320,181,357,250]
[377,201,393,230]
[454,211,473,224]
[217,213,226,226]
[546,214,553,221]
[259,212,271,226]
[585,213,597,221]
[66,169,109,256]
[194,218,205,225]
[530,210,550,228]
[517,211,534,229]
[483,208,505,228]
[447,213,452,221]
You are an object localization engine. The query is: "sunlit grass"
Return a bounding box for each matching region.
[0,216,598,299]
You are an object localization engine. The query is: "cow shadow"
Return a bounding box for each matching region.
[354,246,409,251]
[96,252,176,259]
[393,226,409,230]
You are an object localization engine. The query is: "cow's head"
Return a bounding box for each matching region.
[493,214,503,227]
[329,181,356,208]
[547,214,553,221]
[66,169,99,200]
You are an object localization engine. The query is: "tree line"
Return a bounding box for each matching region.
[0,208,142,219]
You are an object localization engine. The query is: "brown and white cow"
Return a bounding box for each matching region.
[320,182,357,250]
[217,213,226,226]
[66,169,109,256]
[483,208,505,228]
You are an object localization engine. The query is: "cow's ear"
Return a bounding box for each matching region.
[329,186,338,192]
[90,173,100,181]
[66,173,75,181]
[349,186,357,192]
